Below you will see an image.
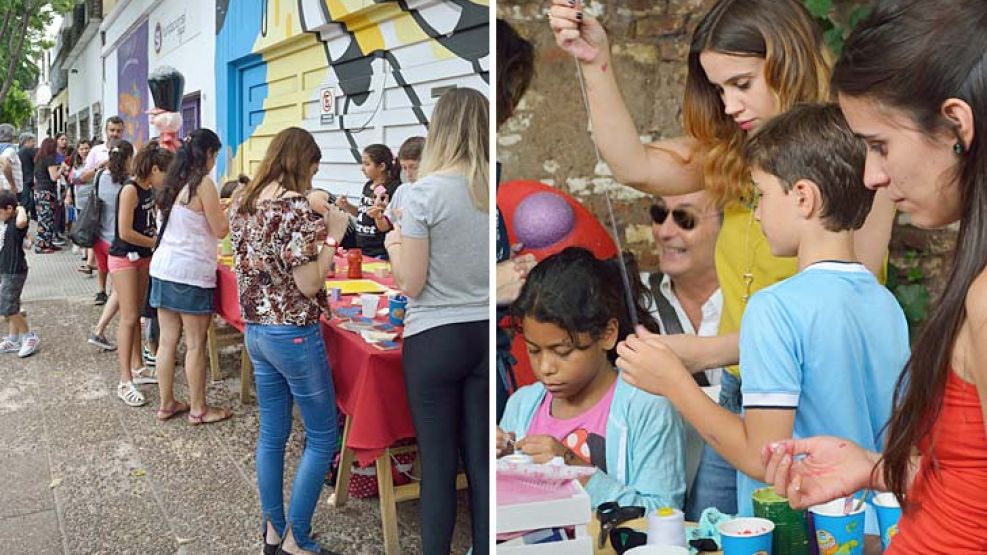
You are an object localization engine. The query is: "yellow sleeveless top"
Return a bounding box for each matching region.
[715,202,796,377]
[716,202,888,377]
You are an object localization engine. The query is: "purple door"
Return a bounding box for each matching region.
[181,92,201,138]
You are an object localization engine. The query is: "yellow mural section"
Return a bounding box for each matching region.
[225,0,487,178]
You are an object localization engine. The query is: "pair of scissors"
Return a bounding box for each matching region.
[596,502,645,548]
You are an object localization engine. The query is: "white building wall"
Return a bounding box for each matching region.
[147,0,216,131]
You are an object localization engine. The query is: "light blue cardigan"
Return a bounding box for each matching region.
[500,375,687,512]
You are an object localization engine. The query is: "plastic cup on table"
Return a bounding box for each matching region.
[809,498,865,555]
[753,487,811,555]
[718,517,775,555]
[870,493,901,550]
[360,294,379,318]
[388,295,407,326]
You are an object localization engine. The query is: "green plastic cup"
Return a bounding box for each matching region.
[752,487,810,555]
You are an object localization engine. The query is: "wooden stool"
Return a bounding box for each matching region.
[329,416,468,554]
[206,318,255,403]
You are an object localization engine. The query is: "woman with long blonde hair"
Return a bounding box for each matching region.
[548,0,895,518]
[385,87,490,554]
[230,127,349,555]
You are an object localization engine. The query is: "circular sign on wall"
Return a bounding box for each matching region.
[154,22,162,54]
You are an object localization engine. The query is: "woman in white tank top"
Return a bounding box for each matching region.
[148,129,232,425]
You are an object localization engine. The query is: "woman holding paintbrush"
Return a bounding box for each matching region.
[763,1,987,552]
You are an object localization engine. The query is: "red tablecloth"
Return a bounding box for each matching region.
[215,258,415,466]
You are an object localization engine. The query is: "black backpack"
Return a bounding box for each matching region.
[70,170,104,248]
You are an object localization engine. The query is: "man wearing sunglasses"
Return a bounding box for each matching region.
[640,189,729,521]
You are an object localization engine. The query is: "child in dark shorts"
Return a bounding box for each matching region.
[0,190,39,357]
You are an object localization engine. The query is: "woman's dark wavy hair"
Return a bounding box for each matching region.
[363,144,401,186]
[832,0,987,510]
[510,247,659,364]
[496,18,534,129]
[70,139,92,169]
[159,129,221,213]
[106,140,134,184]
[34,137,57,165]
[132,140,174,182]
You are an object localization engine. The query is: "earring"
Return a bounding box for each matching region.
[954,143,965,155]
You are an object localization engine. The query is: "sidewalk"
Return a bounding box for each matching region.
[1,247,472,554]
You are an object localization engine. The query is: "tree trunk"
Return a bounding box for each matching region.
[0,2,33,109]
[0,7,14,49]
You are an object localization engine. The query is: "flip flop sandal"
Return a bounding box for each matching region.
[188,407,233,426]
[156,401,190,421]
[76,264,95,275]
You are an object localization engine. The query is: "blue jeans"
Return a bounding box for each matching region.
[685,370,742,520]
[246,323,338,552]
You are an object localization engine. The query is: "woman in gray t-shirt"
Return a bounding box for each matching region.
[384,88,489,554]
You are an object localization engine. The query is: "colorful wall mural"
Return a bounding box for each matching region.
[117,21,150,149]
[214,0,489,195]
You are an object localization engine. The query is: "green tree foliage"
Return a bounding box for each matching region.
[0,0,76,111]
[0,84,33,127]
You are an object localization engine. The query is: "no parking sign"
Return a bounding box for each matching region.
[320,87,336,125]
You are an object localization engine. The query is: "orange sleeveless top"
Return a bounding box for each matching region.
[888,371,987,554]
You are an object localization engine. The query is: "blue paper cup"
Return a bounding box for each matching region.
[388,295,408,326]
[809,499,865,555]
[719,517,775,555]
[870,493,901,550]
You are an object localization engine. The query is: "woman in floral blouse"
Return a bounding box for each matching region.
[229,127,349,555]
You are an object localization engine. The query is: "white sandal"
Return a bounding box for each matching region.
[117,381,146,407]
[132,366,159,385]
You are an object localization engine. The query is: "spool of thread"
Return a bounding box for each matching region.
[647,507,686,547]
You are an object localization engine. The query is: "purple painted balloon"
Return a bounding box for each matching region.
[513,192,575,249]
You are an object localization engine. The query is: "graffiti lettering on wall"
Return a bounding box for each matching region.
[117,21,149,148]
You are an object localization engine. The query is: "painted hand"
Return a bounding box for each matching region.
[761,436,879,509]
[615,327,692,397]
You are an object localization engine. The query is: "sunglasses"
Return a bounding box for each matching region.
[649,204,716,230]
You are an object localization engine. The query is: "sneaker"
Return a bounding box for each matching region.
[142,346,156,368]
[71,245,80,254]
[0,337,21,353]
[132,366,158,385]
[52,237,66,246]
[87,331,117,351]
[94,291,108,306]
[34,247,57,254]
[117,381,146,407]
[17,332,39,358]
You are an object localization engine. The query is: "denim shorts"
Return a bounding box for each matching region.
[149,277,215,315]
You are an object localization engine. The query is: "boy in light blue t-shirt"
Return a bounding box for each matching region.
[617,103,908,528]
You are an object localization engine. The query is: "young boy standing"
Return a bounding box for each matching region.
[0,190,39,357]
[617,104,908,523]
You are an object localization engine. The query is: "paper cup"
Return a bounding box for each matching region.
[752,487,810,555]
[388,295,408,326]
[360,294,379,318]
[625,546,689,555]
[870,493,901,550]
[719,517,774,555]
[809,499,865,555]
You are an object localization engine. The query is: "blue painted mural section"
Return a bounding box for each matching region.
[214,0,268,178]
